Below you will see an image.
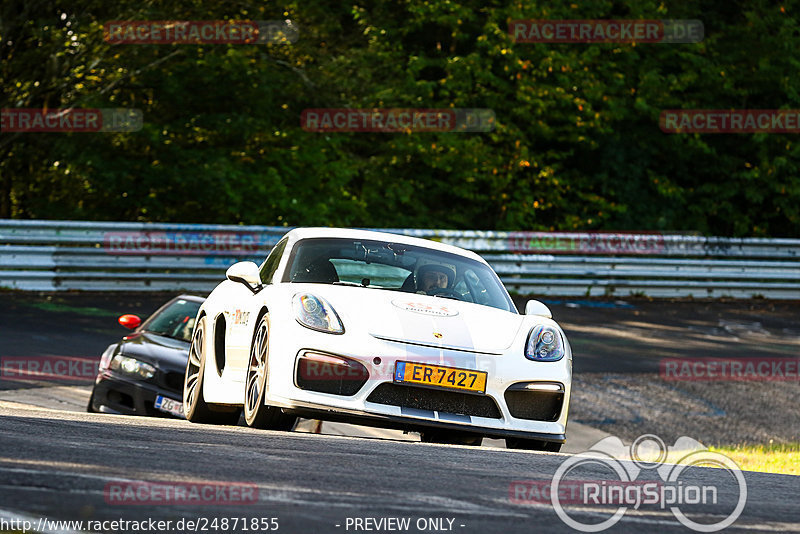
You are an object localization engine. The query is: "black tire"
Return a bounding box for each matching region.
[420,429,483,446]
[243,314,297,430]
[86,391,97,413]
[506,438,562,452]
[183,315,242,425]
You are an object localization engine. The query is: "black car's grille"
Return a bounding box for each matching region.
[366,383,502,419]
[162,371,185,393]
[504,389,563,422]
[107,389,134,409]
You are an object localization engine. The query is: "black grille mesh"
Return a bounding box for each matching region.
[367,383,501,419]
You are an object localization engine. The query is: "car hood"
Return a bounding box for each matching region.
[290,284,524,354]
[118,332,190,370]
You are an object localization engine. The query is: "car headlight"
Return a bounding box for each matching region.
[293,293,344,334]
[109,354,156,379]
[525,325,565,362]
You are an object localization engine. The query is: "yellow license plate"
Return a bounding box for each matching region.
[394,361,487,394]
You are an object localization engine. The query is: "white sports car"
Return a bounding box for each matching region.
[183,227,571,450]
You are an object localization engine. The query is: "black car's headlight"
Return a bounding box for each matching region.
[98,345,117,372]
[292,293,344,334]
[525,325,565,362]
[109,354,156,379]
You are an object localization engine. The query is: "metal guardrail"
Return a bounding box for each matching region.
[0,220,798,299]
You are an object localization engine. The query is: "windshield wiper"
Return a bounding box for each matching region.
[332,281,365,287]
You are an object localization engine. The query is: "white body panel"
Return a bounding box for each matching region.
[194,227,572,440]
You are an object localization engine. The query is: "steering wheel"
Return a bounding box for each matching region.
[427,287,461,300]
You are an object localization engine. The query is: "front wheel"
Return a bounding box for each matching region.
[506,438,562,452]
[243,314,297,430]
[183,315,242,425]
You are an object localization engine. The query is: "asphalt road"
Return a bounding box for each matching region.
[1,402,798,534]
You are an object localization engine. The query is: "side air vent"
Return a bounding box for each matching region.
[214,314,226,376]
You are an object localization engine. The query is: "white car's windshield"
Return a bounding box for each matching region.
[283,237,516,313]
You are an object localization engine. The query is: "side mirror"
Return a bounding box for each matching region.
[226,261,262,292]
[118,314,142,329]
[525,300,552,318]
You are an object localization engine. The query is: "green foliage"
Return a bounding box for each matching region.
[1,0,798,236]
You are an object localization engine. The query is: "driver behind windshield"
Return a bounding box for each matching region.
[416,263,456,295]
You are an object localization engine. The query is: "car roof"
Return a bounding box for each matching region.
[283,227,487,263]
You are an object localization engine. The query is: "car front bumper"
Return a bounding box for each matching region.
[90,371,183,418]
[262,331,571,443]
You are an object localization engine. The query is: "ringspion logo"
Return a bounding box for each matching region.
[512,434,747,532]
[300,108,495,133]
[509,20,703,43]
[104,20,298,44]
[1,108,142,132]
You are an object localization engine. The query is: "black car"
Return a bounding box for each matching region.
[88,295,204,418]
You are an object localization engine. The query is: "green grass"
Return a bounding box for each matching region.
[25,300,118,318]
[708,442,800,475]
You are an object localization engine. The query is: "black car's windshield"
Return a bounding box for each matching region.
[141,298,202,342]
[284,238,515,313]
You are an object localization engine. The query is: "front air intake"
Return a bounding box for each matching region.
[295,352,368,396]
[504,382,564,421]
